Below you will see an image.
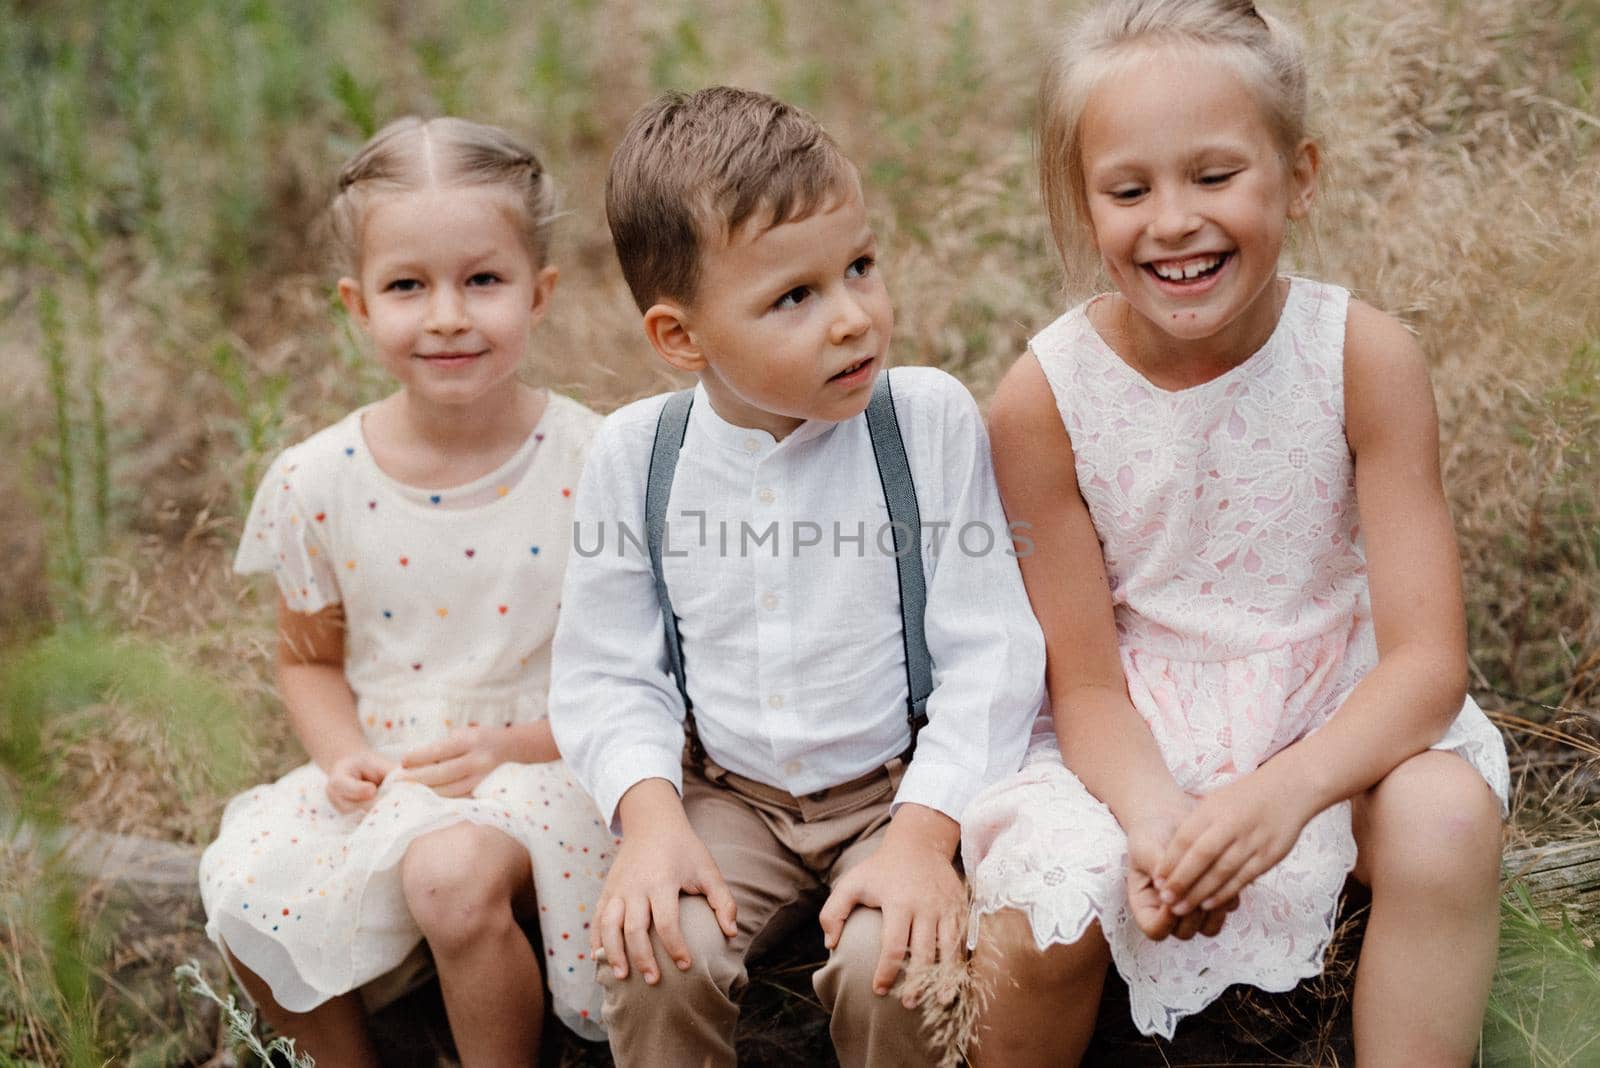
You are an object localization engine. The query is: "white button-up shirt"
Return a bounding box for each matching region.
[550,368,1045,831]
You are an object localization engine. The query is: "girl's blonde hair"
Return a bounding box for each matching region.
[1039,0,1309,281]
[328,116,557,274]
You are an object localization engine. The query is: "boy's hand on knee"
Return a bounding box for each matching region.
[593,779,737,985]
[818,803,963,1007]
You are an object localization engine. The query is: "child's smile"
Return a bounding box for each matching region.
[1145,251,1230,288]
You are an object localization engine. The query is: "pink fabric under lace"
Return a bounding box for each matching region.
[963,278,1509,1038]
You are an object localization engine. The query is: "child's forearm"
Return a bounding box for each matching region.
[277,659,371,774]
[1262,642,1465,816]
[1056,682,1189,830]
[616,777,693,837]
[885,802,960,860]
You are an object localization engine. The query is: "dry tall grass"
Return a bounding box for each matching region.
[1,0,1597,1063]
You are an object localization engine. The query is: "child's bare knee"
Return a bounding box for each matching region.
[1364,754,1502,898]
[400,827,516,951]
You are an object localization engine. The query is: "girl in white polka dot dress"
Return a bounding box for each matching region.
[198,116,615,1064]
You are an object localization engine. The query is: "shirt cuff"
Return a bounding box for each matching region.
[891,759,981,825]
[594,744,685,835]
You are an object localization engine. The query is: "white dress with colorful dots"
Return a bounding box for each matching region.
[199,392,616,1041]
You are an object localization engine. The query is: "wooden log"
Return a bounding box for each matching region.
[1501,837,1600,917]
[8,822,202,889]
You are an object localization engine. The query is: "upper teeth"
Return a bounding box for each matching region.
[1153,255,1222,280]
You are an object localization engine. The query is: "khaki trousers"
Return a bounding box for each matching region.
[599,757,941,1068]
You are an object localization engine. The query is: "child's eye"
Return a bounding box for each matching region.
[467,271,503,286]
[774,286,810,311]
[846,255,876,279]
[1108,186,1147,202]
[385,278,423,293]
[1199,171,1239,186]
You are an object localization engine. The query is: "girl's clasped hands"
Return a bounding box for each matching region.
[1126,770,1320,941]
[1156,772,1319,927]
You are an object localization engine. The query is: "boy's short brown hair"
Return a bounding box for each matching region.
[605,86,855,313]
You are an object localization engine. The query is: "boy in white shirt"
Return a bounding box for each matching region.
[549,86,1045,1068]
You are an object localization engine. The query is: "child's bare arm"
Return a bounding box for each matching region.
[991,354,1236,939]
[1158,301,1475,914]
[274,595,395,811]
[592,778,737,985]
[990,356,1188,829]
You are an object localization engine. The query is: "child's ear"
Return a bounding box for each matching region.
[528,265,559,326]
[337,277,369,329]
[642,302,707,374]
[1286,139,1320,220]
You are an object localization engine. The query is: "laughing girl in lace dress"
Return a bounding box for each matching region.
[960,2,1509,1063]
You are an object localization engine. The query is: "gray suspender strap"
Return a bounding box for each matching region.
[645,389,703,764]
[645,373,932,765]
[863,373,932,752]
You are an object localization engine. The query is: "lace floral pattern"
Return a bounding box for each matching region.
[964,279,1510,1038]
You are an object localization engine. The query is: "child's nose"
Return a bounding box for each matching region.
[425,288,470,334]
[827,290,873,345]
[1149,189,1203,244]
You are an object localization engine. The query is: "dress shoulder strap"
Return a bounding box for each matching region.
[1277,278,1353,418]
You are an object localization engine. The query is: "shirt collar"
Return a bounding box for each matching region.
[689,382,840,456]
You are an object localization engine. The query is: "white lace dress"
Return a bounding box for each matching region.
[199,392,615,1041]
[962,279,1509,1038]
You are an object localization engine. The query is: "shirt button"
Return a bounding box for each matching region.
[743,437,761,453]
[761,592,779,611]
[767,694,785,710]
[758,488,776,504]
[783,760,803,775]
